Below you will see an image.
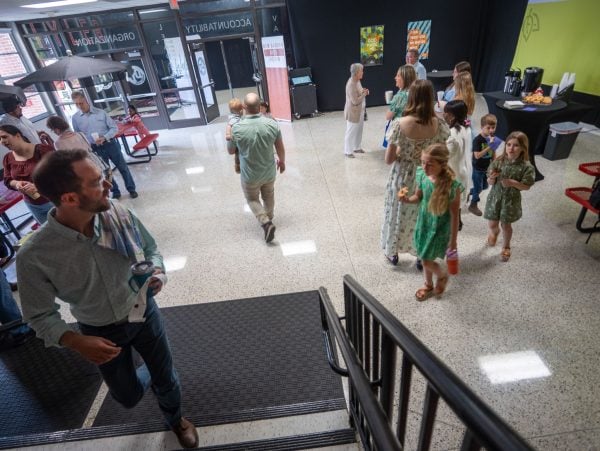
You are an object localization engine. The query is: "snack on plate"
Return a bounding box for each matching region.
[397,186,409,199]
[523,93,552,105]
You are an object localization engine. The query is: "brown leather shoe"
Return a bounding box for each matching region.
[171,417,199,448]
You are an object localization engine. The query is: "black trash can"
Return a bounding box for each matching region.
[543,122,582,161]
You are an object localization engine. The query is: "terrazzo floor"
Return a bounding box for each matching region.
[15,94,600,450]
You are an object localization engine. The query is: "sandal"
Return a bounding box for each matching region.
[486,232,499,247]
[500,247,511,262]
[434,273,449,299]
[415,283,434,302]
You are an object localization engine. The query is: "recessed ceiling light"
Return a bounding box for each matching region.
[22,0,97,9]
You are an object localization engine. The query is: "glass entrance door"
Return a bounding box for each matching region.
[113,51,164,130]
[190,43,220,123]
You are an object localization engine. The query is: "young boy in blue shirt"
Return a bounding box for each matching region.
[469,114,503,216]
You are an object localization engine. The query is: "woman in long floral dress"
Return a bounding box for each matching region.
[381,80,450,267]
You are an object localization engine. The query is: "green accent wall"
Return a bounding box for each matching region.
[512,0,600,96]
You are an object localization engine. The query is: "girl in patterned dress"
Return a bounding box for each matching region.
[483,131,535,262]
[399,144,462,301]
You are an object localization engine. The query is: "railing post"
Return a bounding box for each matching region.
[379,330,396,421]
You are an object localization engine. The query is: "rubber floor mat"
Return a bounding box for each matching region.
[0,329,102,440]
[92,291,346,432]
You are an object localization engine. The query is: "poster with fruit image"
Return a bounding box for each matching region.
[360,25,384,66]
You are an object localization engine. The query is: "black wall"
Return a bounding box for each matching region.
[287,0,528,111]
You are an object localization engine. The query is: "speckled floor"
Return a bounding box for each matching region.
[17,95,600,450]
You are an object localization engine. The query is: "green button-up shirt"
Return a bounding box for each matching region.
[229,114,281,184]
[16,207,164,347]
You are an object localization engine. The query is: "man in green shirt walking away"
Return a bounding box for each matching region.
[228,92,286,243]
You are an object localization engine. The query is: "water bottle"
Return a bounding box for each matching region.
[446,249,459,275]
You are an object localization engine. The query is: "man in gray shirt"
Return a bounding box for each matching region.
[71,91,138,199]
[228,92,286,243]
[406,48,427,80]
[17,150,198,448]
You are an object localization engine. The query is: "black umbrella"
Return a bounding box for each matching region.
[0,85,27,115]
[15,51,128,92]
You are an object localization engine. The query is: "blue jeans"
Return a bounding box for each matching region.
[470,170,488,204]
[0,270,31,336]
[26,201,53,225]
[92,139,136,196]
[78,297,181,427]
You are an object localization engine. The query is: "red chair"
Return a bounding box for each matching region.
[125,133,159,165]
[0,184,30,262]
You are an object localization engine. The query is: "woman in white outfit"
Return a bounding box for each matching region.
[443,99,472,230]
[344,63,369,158]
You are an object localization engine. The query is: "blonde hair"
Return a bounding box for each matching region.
[397,64,417,91]
[480,113,497,127]
[403,79,435,125]
[454,72,475,115]
[497,131,529,163]
[422,144,456,216]
[228,98,243,114]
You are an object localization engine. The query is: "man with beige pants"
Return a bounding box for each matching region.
[228,93,286,243]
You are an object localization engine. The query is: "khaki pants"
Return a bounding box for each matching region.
[241,178,275,225]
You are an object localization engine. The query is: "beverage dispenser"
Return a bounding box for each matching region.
[522,67,544,94]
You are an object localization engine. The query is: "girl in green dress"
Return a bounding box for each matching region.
[483,131,535,262]
[399,144,462,301]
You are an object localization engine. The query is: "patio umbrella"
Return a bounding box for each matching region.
[0,85,27,115]
[15,51,128,92]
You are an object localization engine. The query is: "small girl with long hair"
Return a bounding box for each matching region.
[399,143,462,300]
[122,105,149,138]
[483,131,535,262]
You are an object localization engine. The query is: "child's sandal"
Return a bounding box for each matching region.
[434,273,449,299]
[500,247,511,262]
[415,283,434,302]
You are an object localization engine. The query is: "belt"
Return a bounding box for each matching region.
[112,316,129,326]
[79,316,128,329]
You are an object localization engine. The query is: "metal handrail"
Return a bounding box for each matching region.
[319,287,402,450]
[318,275,534,451]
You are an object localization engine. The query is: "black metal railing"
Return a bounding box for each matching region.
[319,275,534,451]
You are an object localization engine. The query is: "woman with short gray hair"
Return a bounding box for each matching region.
[343,63,369,157]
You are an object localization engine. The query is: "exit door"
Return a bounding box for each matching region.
[190,43,220,123]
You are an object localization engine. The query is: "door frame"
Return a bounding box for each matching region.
[189,41,220,124]
[111,49,167,131]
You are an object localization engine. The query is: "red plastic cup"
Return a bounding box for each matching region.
[446,249,459,275]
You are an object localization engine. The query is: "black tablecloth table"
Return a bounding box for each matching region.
[483,91,593,151]
[426,70,453,93]
[495,99,567,181]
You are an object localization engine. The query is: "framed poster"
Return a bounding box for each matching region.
[360,25,384,66]
[407,20,431,59]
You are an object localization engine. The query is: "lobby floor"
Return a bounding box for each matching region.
[17,96,600,450]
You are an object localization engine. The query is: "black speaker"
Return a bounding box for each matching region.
[290,84,318,118]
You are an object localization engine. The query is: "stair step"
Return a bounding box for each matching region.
[196,429,357,450]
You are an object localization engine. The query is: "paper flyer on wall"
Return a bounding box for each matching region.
[360,25,384,66]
